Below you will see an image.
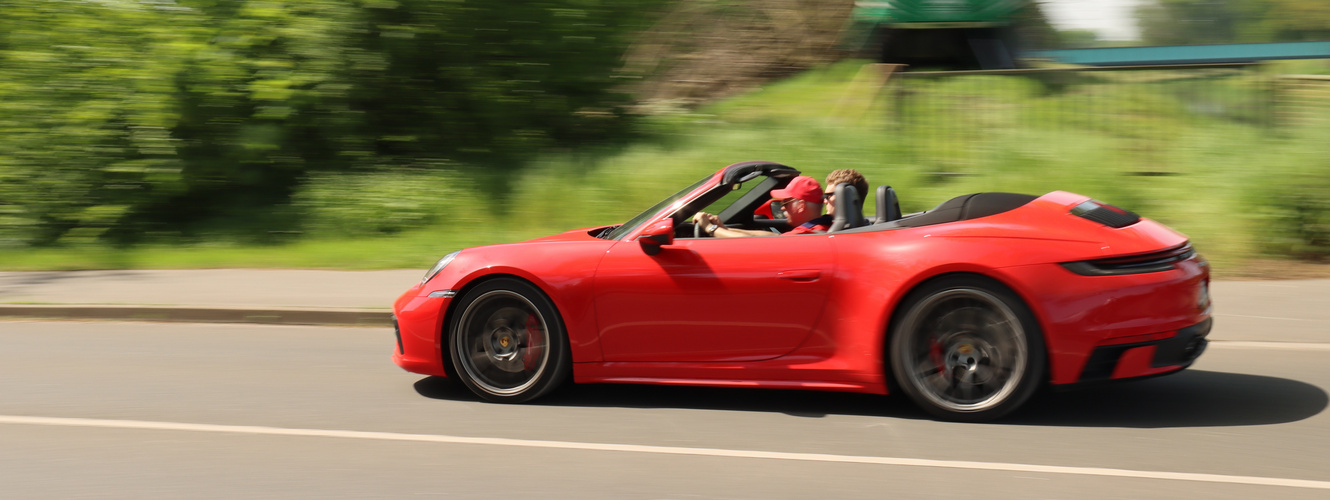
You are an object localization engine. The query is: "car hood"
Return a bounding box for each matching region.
[523,226,613,243]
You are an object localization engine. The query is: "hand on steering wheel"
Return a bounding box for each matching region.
[693,212,717,238]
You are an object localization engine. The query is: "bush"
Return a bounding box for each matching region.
[1256,167,1330,260]
[0,0,652,245]
[293,168,486,238]
[1250,126,1330,260]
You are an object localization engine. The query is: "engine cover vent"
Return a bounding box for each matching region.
[1071,200,1140,228]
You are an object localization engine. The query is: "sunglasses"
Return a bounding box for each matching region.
[770,198,804,218]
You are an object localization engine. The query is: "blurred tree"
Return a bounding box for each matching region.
[0,0,195,245]
[1057,29,1102,48]
[1136,0,1241,45]
[145,0,365,242]
[0,0,660,245]
[348,0,660,169]
[1135,0,1330,45]
[1011,1,1062,51]
[1257,0,1330,41]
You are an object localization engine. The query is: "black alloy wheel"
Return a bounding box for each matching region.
[890,275,1045,422]
[448,278,570,403]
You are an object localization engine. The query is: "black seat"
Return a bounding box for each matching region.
[874,185,902,224]
[828,183,867,232]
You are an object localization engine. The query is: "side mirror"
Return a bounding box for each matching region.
[636,219,674,256]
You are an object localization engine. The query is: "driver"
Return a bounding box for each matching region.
[693,176,827,237]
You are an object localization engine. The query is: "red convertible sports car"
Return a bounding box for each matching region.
[393,161,1212,421]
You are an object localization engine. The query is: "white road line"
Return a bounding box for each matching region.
[2,415,1328,490]
[1217,314,1309,321]
[1209,341,1330,351]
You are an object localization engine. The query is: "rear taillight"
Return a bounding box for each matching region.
[1061,243,1196,276]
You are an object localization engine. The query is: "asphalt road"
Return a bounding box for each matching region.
[1,321,1328,499]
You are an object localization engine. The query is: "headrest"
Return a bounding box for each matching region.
[875,185,902,223]
[829,183,866,232]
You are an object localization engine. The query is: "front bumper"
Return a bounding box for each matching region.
[391,285,453,377]
[393,316,403,355]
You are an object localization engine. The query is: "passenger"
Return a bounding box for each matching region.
[823,168,870,228]
[694,176,825,237]
[777,169,870,234]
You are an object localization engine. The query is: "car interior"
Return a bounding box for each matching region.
[670,162,1037,239]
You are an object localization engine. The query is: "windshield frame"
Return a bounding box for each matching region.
[603,174,716,241]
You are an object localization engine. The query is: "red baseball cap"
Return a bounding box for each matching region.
[770,176,823,204]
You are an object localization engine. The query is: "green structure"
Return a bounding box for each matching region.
[851,0,1028,25]
[847,0,1033,69]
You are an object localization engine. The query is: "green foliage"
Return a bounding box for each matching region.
[293,167,487,237]
[1249,125,1330,260]
[1136,0,1330,44]
[0,1,195,246]
[6,43,1330,274]
[0,0,655,247]
[1057,29,1102,49]
[345,0,653,166]
[499,61,1317,271]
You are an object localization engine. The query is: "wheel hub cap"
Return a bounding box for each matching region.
[899,290,1029,413]
[483,321,525,373]
[944,339,995,384]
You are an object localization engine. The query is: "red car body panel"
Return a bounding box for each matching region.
[393,165,1211,395]
[594,234,835,363]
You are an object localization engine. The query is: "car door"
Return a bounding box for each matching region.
[593,234,835,362]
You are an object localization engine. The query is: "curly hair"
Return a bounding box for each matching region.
[824,169,868,202]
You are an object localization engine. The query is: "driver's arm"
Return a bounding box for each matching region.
[695,212,779,238]
[711,225,777,237]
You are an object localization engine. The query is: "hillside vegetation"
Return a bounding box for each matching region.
[4,1,1330,277]
[8,59,1330,278]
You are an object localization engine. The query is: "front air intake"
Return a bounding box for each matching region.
[1071,200,1140,228]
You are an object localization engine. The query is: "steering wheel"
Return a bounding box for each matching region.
[693,212,711,238]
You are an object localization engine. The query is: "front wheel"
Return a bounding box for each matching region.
[448,278,570,403]
[889,276,1045,422]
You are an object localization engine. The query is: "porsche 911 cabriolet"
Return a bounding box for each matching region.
[392,161,1212,421]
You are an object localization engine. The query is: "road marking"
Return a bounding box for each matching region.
[1209,341,1330,351]
[1217,314,1308,321]
[2,415,1328,490]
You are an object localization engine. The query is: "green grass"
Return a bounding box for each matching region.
[0,229,550,271]
[6,59,1329,277]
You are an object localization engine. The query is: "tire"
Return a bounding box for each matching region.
[889,275,1045,422]
[448,278,570,403]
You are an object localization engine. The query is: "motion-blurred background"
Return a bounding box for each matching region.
[1,0,1327,276]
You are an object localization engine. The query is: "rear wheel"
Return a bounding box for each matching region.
[448,278,570,403]
[889,276,1044,422]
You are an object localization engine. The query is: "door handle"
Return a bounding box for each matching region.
[777,270,821,281]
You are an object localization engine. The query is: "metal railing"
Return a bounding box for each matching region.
[884,63,1276,175]
[1276,74,1330,128]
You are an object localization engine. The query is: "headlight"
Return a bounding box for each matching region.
[422,250,460,285]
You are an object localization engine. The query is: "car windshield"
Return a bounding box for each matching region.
[601,174,714,241]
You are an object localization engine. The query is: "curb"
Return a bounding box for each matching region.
[0,305,392,327]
